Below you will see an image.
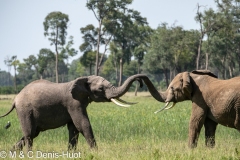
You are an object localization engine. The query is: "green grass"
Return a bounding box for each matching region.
[0,92,240,159]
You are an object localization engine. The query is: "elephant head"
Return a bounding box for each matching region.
[70,74,145,107]
[141,70,217,113]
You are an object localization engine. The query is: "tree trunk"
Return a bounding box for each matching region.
[134,62,141,96]
[55,51,59,83]
[164,69,169,87]
[196,38,202,70]
[14,65,17,93]
[205,52,209,70]
[90,63,92,75]
[55,27,59,83]
[95,20,102,76]
[118,58,123,87]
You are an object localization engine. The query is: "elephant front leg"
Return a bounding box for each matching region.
[69,108,97,148]
[204,117,218,148]
[188,104,207,148]
[67,122,79,150]
[80,115,97,148]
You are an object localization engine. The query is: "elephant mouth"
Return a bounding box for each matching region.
[154,102,176,114]
[110,98,138,107]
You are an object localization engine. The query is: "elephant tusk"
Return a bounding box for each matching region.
[154,102,170,114]
[116,98,138,105]
[111,98,131,107]
[165,102,176,110]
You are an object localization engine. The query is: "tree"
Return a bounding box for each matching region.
[11,56,19,93]
[24,55,39,79]
[43,11,69,83]
[195,4,216,70]
[38,48,55,79]
[86,0,114,76]
[144,23,173,86]
[105,4,148,86]
[80,51,96,75]
[145,23,198,86]
[4,56,12,86]
[60,36,78,66]
[68,59,86,80]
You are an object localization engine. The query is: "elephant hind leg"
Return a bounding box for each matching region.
[17,110,38,151]
[12,137,25,150]
[67,122,79,150]
[204,117,218,148]
[12,130,40,151]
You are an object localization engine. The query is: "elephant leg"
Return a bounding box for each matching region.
[67,122,79,150]
[17,110,37,151]
[234,106,240,131]
[12,129,40,151]
[188,103,207,148]
[13,137,25,150]
[69,108,97,148]
[204,117,218,148]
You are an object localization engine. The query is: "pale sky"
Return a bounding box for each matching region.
[0,0,217,74]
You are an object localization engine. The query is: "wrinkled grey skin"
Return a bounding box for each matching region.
[142,70,240,148]
[0,74,146,151]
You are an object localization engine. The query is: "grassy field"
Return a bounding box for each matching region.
[0,92,240,159]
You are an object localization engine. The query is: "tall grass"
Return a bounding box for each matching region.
[0,93,239,159]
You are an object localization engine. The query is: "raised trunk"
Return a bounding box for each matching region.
[106,74,145,99]
[141,77,167,102]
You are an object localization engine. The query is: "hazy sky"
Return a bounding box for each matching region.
[0,0,217,73]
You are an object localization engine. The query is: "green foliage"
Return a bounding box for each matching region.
[101,54,115,79]
[80,51,96,75]
[43,11,69,46]
[123,60,138,76]
[38,48,55,77]
[68,59,86,79]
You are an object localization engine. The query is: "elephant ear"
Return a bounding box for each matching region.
[182,72,192,99]
[192,70,217,78]
[70,77,89,99]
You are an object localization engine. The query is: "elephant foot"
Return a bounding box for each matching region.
[205,137,215,148]
[188,143,197,149]
[68,143,77,151]
[12,140,25,151]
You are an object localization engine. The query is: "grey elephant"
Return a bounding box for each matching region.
[0,74,146,151]
[141,70,240,148]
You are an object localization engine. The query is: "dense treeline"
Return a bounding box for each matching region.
[1,0,240,94]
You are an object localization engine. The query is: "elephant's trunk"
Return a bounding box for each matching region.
[141,77,167,102]
[106,74,145,99]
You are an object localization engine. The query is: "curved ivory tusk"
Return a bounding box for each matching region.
[165,102,176,110]
[154,102,170,114]
[116,98,138,105]
[111,98,131,107]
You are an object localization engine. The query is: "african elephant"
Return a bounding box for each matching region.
[141,70,240,148]
[0,74,146,151]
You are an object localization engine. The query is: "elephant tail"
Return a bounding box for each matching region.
[0,102,15,118]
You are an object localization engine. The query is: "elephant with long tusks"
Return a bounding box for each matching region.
[0,74,148,151]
